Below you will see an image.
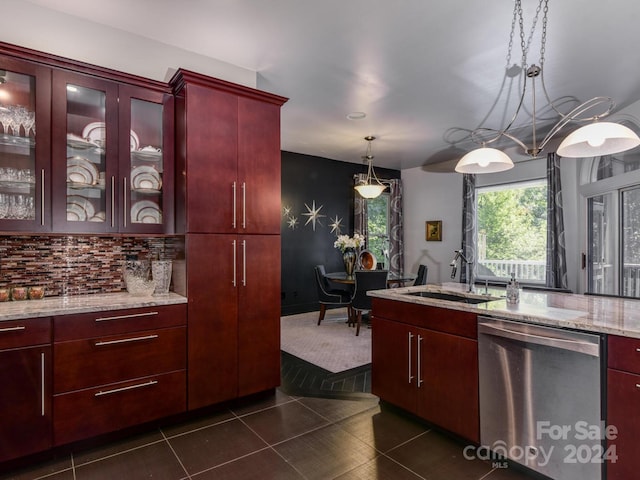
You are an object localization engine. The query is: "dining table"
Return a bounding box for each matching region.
[325,271,417,288]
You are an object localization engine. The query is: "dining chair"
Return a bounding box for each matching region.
[350,270,388,336]
[414,264,428,286]
[314,265,352,325]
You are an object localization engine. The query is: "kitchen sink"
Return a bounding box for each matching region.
[407,291,491,304]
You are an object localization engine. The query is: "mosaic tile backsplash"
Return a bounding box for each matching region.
[0,235,184,297]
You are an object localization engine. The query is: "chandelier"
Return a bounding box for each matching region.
[455,0,640,174]
[354,135,387,199]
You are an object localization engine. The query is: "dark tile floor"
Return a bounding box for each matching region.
[1,387,541,480]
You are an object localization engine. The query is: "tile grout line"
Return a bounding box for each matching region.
[160,429,192,479]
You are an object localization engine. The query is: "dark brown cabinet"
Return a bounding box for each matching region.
[52,304,187,445]
[0,54,51,233]
[607,335,640,479]
[51,70,174,234]
[172,70,286,410]
[0,318,52,462]
[371,299,479,443]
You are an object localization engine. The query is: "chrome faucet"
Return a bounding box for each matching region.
[449,249,474,292]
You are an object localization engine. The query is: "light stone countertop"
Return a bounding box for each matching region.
[0,292,188,321]
[368,282,640,339]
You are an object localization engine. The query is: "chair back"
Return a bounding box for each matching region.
[414,264,428,286]
[351,270,388,311]
[314,264,345,302]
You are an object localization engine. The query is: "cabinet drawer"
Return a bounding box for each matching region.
[54,304,186,341]
[608,335,640,374]
[372,298,477,339]
[54,326,186,393]
[53,369,186,446]
[0,317,51,349]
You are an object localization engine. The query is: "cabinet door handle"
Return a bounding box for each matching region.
[232,182,237,229]
[94,379,158,397]
[40,169,45,226]
[0,325,26,333]
[636,348,640,353]
[242,239,247,286]
[408,332,414,384]
[417,335,423,387]
[110,176,116,228]
[122,176,127,228]
[95,311,159,322]
[95,334,158,347]
[40,352,45,416]
[232,239,237,287]
[242,181,246,229]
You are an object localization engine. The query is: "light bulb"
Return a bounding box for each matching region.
[478,157,490,168]
[587,136,605,147]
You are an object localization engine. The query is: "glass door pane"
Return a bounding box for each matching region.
[65,85,107,225]
[129,98,163,226]
[587,193,617,295]
[622,187,640,297]
[0,70,37,222]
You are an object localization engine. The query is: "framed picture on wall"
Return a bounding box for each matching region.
[426,220,442,241]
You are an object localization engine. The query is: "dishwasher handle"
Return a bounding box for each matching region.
[478,322,600,357]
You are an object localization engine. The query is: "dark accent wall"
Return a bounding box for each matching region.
[281,151,400,315]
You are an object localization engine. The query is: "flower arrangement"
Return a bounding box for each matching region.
[333,233,365,252]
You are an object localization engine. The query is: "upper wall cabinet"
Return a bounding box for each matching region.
[0,41,174,235]
[51,71,174,234]
[171,71,286,235]
[0,54,52,232]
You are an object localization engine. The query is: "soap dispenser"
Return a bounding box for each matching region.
[506,272,520,304]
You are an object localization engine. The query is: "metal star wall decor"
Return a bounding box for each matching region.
[287,216,298,229]
[329,215,343,235]
[282,205,292,217]
[302,200,325,231]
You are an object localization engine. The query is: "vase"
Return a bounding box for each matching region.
[343,248,356,277]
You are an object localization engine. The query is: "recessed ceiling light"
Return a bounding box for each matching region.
[346,111,366,120]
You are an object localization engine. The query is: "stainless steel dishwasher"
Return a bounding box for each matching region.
[478,317,603,480]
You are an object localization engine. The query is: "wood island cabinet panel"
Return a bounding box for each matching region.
[371,299,479,443]
[0,345,51,462]
[608,335,640,374]
[371,317,417,413]
[607,368,640,480]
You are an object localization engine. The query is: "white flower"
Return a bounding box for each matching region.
[334,233,365,252]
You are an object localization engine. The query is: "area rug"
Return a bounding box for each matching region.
[280,307,371,373]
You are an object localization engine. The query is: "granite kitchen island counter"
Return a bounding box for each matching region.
[0,292,188,322]
[368,282,640,339]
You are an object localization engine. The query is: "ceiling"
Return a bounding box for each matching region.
[23,0,640,171]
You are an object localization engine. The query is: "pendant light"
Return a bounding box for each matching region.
[355,136,386,199]
[456,0,640,174]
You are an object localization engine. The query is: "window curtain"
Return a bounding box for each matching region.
[354,176,404,278]
[546,152,568,289]
[460,174,476,284]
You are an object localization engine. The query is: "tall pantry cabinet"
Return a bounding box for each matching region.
[171,70,287,410]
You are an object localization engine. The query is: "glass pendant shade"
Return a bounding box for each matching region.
[355,183,386,199]
[455,147,515,174]
[556,122,640,158]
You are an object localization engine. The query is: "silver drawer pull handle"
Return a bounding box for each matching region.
[95,311,159,322]
[0,326,26,333]
[636,384,640,389]
[95,380,158,397]
[636,348,640,353]
[95,334,158,347]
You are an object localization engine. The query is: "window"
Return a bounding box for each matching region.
[476,179,547,283]
[366,193,390,268]
[582,154,640,298]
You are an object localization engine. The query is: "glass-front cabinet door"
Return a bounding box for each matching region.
[51,71,118,233]
[119,85,173,234]
[0,56,51,232]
